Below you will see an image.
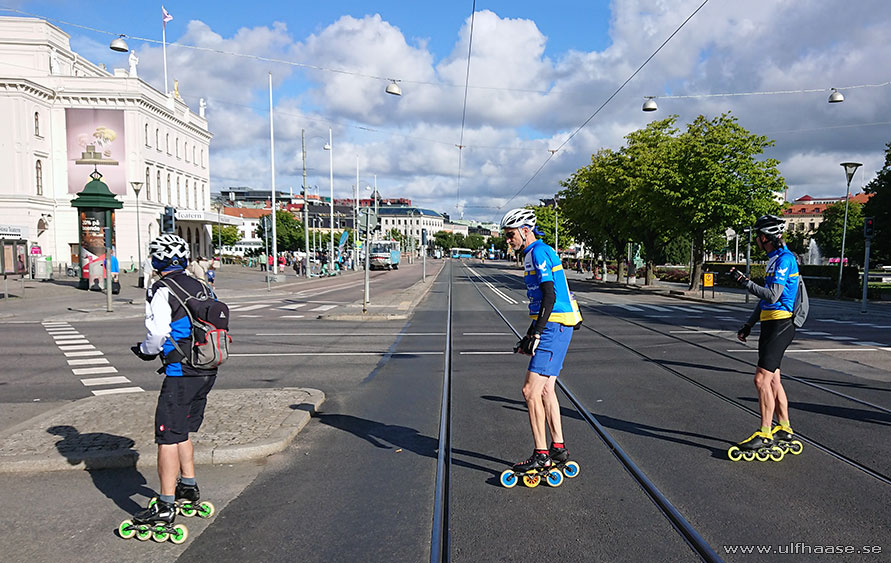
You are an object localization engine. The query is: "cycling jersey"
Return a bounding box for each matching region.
[759,246,799,321]
[523,240,582,326]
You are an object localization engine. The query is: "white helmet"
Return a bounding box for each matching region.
[753,215,786,238]
[148,233,190,267]
[501,208,536,230]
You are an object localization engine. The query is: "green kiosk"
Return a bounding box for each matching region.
[70,163,122,291]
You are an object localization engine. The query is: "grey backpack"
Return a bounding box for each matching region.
[793,275,809,328]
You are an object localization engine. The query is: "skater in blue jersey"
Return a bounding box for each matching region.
[501,208,582,477]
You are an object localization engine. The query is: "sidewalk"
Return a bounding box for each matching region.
[0,388,325,473]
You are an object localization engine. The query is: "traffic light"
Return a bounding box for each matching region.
[161,206,176,233]
[864,216,875,239]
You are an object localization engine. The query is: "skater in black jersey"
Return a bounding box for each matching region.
[125,234,219,535]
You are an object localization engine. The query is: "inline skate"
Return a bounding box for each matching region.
[147,480,215,518]
[771,425,803,456]
[499,446,579,488]
[118,499,188,543]
[727,430,785,462]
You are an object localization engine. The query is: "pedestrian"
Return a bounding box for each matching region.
[259,252,267,271]
[206,263,216,287]
[268,253,274,272]
[500,208,582,474]
[188,255,206,281]
[129,234,218,531]
[730,215,800,458]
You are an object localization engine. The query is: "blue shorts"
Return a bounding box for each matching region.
[528,322,574,377]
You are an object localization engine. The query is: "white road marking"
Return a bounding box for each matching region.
[278,303,306,310]
[52,334,85,340]
[854,341,887,347]
[58,344,94,350]
[638,304,672,312]
[256,332,447,336]
[459,351,516,355]
[826,336,856,341]
[279,315,304,319]
[67,358,110,366]
[618,304,644,312]
[72,366,118,376]
[234,304,269,312]
[727,348,878,353]
[800,331,831,336]
[238,314,261,318]
[81,376,131,386]
[670,330,732,334]
[230,351,445,357]
[309,304,337,312]
[64,350,104,357]
[92,387,144,396]
[463,332,513,336]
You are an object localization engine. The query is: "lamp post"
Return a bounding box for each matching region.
[837,161,862,298]
[324,128,334,274]
[130,181,144,287]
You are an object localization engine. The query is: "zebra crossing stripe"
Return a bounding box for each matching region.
[64,350,104,357]
[233,304,269,312]
[92,387,144,396]
[58,343,93,350]
[72,366,118,376]
[310,304,337,312]
[67,358,110,366]
[80,376,131,386]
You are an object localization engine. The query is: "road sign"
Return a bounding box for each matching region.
[359,208,377,231]
[703,272,714,287]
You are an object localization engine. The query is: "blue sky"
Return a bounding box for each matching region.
[5,1,891,222]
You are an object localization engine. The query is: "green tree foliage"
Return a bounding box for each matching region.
[784,230,809,256]
[560,113,785,289]
[532,205,572,250]
[275,210,305,251]
[863,140,891,263]
[433,231,455,250]
[465,233,486,250]
[814,201,865,265]
[211,225,242,248]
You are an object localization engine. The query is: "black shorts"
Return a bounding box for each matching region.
[154,375,216,445]
[757,318,795,372]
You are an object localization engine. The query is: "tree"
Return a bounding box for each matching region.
[433,231,455,250]
[532,205,572,250]
[465,233,486,250]
[784,229,809,256]
[275,210,304,251]
[863,140,891,263]
[211,225,241,249]
[814,201,865,265]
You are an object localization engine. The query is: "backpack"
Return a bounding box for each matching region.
[793,274,809,328]
[158,277,231,369]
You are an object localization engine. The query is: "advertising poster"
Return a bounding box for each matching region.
[66,109,126,194]
[79,209,115,285]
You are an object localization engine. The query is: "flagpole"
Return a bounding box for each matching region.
[162,20,169,94]
[269,72,278,275]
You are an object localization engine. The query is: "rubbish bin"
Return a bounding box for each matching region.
[34,256,53,280]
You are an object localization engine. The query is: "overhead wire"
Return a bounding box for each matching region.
[456,0,477,215]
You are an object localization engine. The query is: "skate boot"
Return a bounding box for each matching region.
[771,425,803,456]
[118,499,188,544]
[548,443,581,480]
[175,480,215,518]
[500,450,565,489]
[727,430,784,462]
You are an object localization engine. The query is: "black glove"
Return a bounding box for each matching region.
[130,344,157,361]
[514,334,541,356]
[729,267,749,287]
[737,324,752,342]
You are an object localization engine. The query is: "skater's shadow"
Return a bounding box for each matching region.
[315,413,509,481]
[47,425,153,513]
[481,396,726,459]
[738,398,891,427]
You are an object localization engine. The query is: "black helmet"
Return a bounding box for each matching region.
[753,215,785,238]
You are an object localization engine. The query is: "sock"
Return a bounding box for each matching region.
[551,442,565,449]
[180,477,196,486]
[779,420,790,429]
[160,494,176,504]
[760,426,771,434]
[535,449,548,455]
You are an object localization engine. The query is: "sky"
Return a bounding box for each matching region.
[5,1,891,223]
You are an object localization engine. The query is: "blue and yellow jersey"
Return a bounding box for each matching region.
[523,240,583,326]
[760,246,799,321]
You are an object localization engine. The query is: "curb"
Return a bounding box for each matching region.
[0,388,325,473]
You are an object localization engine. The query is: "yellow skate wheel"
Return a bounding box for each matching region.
[169,524,188,544]
[118,519,137,540]
[727,447,742,462]
[741,451,756,462]
[522,472,540,488]
[755,450,770,462]
[769,447,785,462]
[789,440,803,455]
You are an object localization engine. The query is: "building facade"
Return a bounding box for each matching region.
[0,16,232,271]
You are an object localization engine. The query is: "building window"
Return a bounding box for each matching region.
[145,167,151,201]
[167,174,172,203]
[176,177,181,206]
[34,112,40,136]
[35,160,43,195]
[156,129,160,150]
[166,134,170,154]
[157,171,162,201]
[201,184,205,210]
[145,124,150,146]
[184,142,189,163]
[176,137,180,158]
[200,149,205,168]
[185,180,190,208]
[193,146,197,164]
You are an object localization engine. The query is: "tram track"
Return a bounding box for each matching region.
[461,263,722,563]
[474,265,891,486]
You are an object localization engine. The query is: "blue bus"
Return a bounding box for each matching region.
[370,240,401,270]
[451,247,473,259]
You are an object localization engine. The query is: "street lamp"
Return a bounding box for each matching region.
[837,161,862,298]
[642,96,658,112]
[130,181,144,287]
[110,35,129,52]
[324,128,334,273]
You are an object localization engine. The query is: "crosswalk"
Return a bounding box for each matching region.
[41,321,143,396]
[226,300,340,318]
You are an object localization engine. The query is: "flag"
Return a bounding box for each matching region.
[162,6,173,25]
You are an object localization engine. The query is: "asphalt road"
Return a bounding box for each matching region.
[1,259,890,562]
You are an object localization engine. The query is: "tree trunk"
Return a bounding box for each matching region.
[615,257,626,282]
[688,231,705,291]
[645,260,655,285]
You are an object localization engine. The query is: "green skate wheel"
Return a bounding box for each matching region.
[135,525,152,541]
[152,526,170,543]
[197,501,215,518]
[727,447,742,462]
[500,469,518,489]
[179,503,197,518]
[563,461,580,478]
[741,451,756,462]
[522,472,540,488]
[118,519,137,540]
[170,524,188,544]
[769,447,785,462]
[546,468,564,487]
[147,497,157,509]
[789,440,803,455]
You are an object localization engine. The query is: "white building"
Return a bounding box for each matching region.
[0,16,237,271]
[377,207,444,253]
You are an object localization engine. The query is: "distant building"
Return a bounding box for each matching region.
[783,192,871,234]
